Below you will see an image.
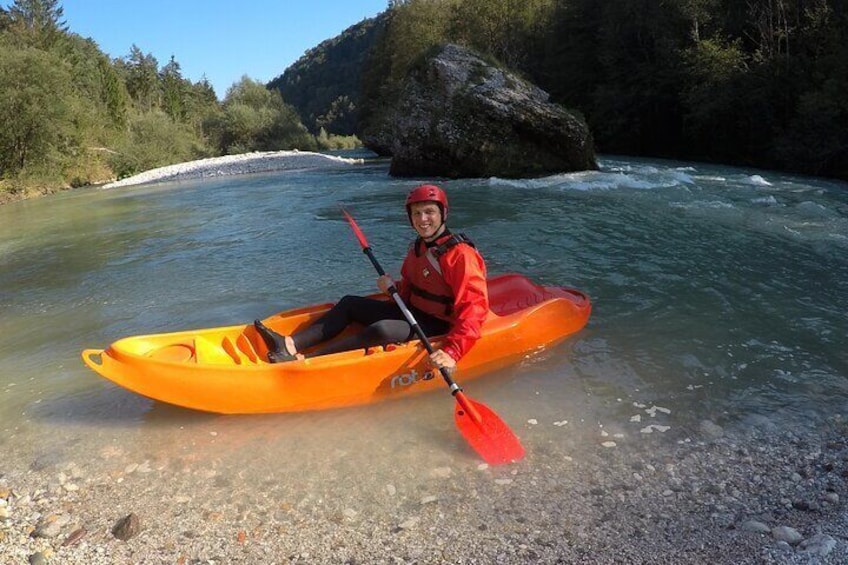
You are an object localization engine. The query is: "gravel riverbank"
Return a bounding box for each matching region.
[2,412,847,564]
[102,150,365,189]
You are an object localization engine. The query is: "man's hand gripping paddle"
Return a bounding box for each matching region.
[341,208,525,465]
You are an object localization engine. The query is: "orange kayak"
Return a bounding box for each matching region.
[81,274,591,414]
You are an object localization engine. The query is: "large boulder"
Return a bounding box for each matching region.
[362,44,597,178]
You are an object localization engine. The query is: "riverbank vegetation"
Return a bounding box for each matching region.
[0,0,359,203]
[360,0,846,181]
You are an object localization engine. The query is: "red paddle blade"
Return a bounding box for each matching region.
[341,207,370,249]
[454,393,525,465]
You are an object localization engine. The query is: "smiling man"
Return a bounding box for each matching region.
[392,184,489,371]
[255,184,489,372]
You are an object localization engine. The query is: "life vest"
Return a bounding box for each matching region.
[403,232,476,319]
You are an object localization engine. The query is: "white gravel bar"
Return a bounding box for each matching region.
[103,150,364,189]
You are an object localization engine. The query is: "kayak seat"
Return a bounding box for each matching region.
[195,336,239,365]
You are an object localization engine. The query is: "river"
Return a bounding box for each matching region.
[1,154,846,561]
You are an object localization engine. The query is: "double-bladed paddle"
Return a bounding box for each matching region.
[341,208,525,465]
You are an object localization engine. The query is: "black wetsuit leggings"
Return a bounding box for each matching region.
[291,295,451,358]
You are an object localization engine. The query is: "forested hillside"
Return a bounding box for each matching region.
[537,0,848,179]
[268,17,382,136]
[357,0,847,180]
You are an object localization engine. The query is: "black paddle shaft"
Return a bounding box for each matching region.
[361,246,462,395]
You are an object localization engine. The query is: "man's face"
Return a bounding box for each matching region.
[409,201,443,240]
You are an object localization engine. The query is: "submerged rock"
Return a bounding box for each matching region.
[363,43,597,179]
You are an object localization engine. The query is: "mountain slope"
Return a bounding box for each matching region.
[267,16,383,136]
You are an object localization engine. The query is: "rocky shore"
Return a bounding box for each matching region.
[102,150,365,189]
[2,413,847,564]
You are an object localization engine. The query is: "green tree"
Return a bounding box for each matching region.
[184,76,223,141]
[4,0,67,48]
[60,34,129,127]
[679,38,752,161]
[121,45,160,111]
[211,77,314,154]
[98,55,130,127]
[447,0,554,70]
[160,55,186,121]
[0,44,73,176]
[0,6,11,30]
[771,0,848,177]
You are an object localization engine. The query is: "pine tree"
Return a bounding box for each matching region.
[161,56,186,122]
[6,0,67,48]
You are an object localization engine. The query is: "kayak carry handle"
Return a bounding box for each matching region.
[82,349,104,368]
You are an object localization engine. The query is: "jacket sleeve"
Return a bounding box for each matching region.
[439,245,489,362]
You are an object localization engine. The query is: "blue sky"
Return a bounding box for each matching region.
[55,0,388,99]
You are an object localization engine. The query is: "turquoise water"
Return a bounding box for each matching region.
[1,155,846,473]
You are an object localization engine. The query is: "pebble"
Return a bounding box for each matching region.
[62,527,87,546]
[397,517,419,530]
[799,533,837,557]
[32,514,71,538]
[741,520,770,533]
[430,467,452,479]
[112,513,142,541]
[771,525,803,545]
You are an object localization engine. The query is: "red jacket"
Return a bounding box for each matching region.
[398,232,489,362]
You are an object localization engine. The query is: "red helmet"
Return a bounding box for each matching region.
[405,184,448,221]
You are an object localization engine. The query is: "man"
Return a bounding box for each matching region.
[255,184,489,372]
